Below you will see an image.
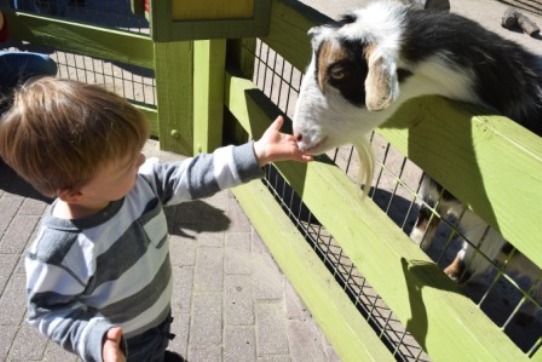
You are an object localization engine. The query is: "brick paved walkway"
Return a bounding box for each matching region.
[0,140,339,361]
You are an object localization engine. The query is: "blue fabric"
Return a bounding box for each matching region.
[11,0,68,16]
[0,51,58,92]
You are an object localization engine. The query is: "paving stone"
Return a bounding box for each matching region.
[225,275,255,326]
[251,229,270,254]
[251,253,284,301]
[196,230,226,248]
[0,274,27,326]
[0,196,22,234]
[255,302,290,356]
[169,235,197,267]
[188,345,222,362]
[225,232,252,275]
[226,194,252,233]
[257,355,291,362]
[288,320,329,362]
[224,326,256,362]
[8,323,47,360]
[190,293,222,347]
[0,254,19,295]
[284,281,311,321]
[0,326,17,360]
[194,247,223,292]
[42,340,78,362]
[19,198,49,216]
[0,215,41,254]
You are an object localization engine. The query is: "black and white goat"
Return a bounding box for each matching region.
[292,1,542,317]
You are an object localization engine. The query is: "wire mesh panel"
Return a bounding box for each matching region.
[250,38,542,358]
[54,52,156,105]
[2,1,156,108]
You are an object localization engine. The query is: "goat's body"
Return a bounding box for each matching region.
[401,9,542,132]
[293,0,542,319]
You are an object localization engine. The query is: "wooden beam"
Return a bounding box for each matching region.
[4,11,154,69]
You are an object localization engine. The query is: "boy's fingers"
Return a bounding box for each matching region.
[270,116,284,130]
[107,327,123,344]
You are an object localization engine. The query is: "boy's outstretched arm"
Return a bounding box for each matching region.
[253,116,313,166]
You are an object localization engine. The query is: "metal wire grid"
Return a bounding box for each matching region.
[250,39,542,357]
[53,51,156,106]
[262,163,429,362]
[2,1,155,106]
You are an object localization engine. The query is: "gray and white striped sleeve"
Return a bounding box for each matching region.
[140,142,263,206]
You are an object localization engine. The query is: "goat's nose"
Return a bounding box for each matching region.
[294,133,303,143]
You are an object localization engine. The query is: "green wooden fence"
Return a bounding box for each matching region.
[3,0,541,360]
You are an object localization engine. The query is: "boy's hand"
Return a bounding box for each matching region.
[254,116,313,166]
[103,327,126,362]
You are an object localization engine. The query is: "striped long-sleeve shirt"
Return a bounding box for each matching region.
[25,143,263,362]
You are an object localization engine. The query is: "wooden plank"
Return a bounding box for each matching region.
[225,72,529,360]
[193,39,226,153]
[377,96,542,270]
[149,0,270,41]
[261,0,327,71]
[172,0,254,20]
[4,12,154,69]
[133,103,158,138]
[232,181,395,362]
[154,41,194,154]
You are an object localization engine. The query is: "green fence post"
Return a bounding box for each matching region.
[154,41,194,155]
[193,39,226,153]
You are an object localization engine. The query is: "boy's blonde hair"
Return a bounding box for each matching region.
[0,77,150,198]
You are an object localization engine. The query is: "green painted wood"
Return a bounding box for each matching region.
[4,12,154,69]
[133,103,158,138]
[227,38,257,79]
[377,96,542,271]
[232,181,395,362]
[154,41,194,154]
[225,72,529,360]
[148,0,271,42]
[261,0,327,71]
[193,39,226,153]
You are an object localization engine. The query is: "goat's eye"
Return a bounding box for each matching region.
[329,65,345,80]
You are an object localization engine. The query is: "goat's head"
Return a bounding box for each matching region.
[293,2,406,156]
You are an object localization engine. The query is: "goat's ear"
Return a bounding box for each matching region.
[308,26,324,51]
[365,55,398,111]
[308,26,321,37]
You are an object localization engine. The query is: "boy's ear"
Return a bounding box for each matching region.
[57,189,83,203]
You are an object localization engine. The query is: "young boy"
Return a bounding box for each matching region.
[0,77,312,362]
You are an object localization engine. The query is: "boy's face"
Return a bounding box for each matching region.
[78,151,146,206]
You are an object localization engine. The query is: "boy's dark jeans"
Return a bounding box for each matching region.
[126,311,175,361]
